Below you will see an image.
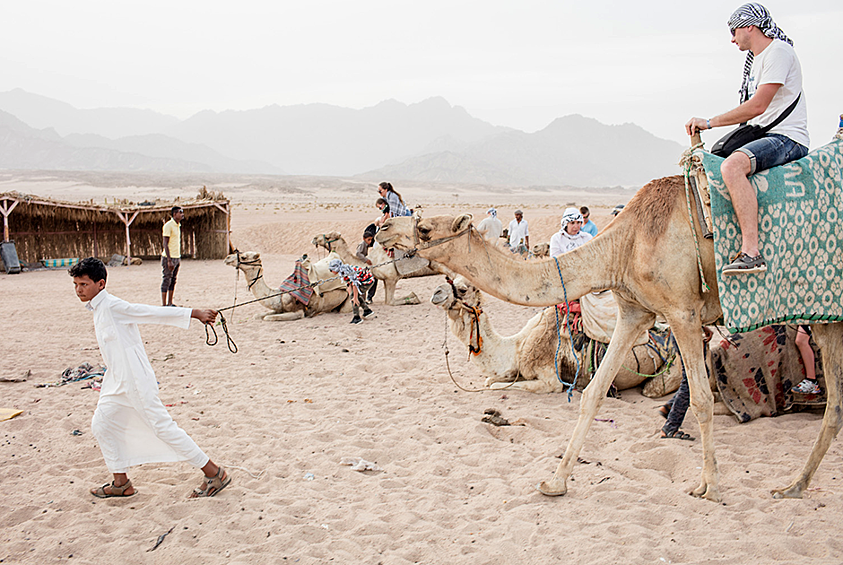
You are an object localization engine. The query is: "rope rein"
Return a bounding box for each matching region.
[552,257,579,403]
[679,144,711,294]
[205,250,423,353]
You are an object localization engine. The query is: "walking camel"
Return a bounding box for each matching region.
[376,175,843,502]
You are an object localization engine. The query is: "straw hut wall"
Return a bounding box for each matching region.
[0,192,230,265]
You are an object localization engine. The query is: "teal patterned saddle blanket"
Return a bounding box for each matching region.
[695,139,843,333]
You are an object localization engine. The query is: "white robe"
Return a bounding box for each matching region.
[86,290,208,473]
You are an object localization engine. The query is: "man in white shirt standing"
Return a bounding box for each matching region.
[508,210,529,254]
[476,207,503,242]
[686,3,809,276]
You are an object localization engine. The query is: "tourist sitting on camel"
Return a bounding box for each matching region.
[375,197,390,227]
[549,207,593,257]
[685,2,809,276]
[377,181,412,217]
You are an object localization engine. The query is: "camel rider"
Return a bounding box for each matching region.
[549,207,593,257]
[685,3,809,276]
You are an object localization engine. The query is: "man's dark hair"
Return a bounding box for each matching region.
[171,206,183,216]
[69,257,107,282]
[580,206,590,216]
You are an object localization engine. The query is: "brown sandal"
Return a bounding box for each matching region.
[189,466,231,498]
[91,479,135,498]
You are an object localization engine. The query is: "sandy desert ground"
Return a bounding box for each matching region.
[2,173,842,565]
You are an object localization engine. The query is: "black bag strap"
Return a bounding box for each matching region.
[757,92,801,134]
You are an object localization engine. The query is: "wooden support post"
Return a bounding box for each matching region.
[213,201,231,254]
[1,198,20,242]
[114,210,140,264]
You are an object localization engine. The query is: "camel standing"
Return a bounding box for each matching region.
[431,276,675,395]
[376,176,843,502]
[223,251,351,321]
[311,231,440,306]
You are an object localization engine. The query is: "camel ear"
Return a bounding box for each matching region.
[452,214,472,233]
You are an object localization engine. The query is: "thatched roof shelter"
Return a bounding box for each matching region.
[0,189,230,265]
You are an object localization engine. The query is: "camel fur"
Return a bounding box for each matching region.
[431,276,675,395]
[311,231,444,306]
[376,175,843,502]
[223,251,351,321]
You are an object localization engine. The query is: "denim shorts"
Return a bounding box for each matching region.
[736,133,809,175]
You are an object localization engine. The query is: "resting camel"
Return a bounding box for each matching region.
[223,251,350,321]
[376,176,843,502]
[431,276,676,395]
[311,231,438,306]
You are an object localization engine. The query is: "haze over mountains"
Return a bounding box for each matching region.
[0,89,684,187]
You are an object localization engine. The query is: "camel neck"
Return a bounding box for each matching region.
[422,228,615,307]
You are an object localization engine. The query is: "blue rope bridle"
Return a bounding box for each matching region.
[552,256,580,402]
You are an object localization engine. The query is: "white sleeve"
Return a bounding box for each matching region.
[111,299,192,329]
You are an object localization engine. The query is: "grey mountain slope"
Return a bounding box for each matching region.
[0,88,179,138]
[166,97,503,175]
[63,133,282,174]
[0,110,212,172]
[364,114,685,187]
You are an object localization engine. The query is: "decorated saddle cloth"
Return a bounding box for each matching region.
[707,325,824,423]
[695,139,843,333]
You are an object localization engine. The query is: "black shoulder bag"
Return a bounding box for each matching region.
[711,93,801,158]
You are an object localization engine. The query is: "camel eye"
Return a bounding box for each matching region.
[456,285,467,296]
[419,227,431,240]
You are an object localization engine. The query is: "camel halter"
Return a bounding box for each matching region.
[409,215,474,253]
[437,278,523,393]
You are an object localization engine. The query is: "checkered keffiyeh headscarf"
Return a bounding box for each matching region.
[560,207,583,231]
[728,3,793,103]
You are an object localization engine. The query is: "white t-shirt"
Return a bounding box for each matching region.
[477,216,503,241]
[549,230,593,257]
[508,218,529,248]
[747,39,809,148]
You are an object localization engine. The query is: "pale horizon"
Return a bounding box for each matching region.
[1,0,841,147]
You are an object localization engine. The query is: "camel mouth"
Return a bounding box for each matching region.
[430,286,454,308]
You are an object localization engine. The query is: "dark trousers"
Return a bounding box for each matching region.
[352,282,374,317]
[161,257,180,292]
[367,279,378,301]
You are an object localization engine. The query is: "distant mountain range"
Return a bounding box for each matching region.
[0,88,685,186]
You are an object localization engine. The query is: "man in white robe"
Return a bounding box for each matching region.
[70,257,231,498]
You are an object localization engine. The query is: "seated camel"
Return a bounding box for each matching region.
[431,276,681,396]
[223,251,351,321]
[311,231,439,306]
[531,243,550,259]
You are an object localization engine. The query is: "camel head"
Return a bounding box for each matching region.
[224,251,262,271]
[311,232,344,251]
[531,243,550,258]
[377,214,472,251]
[430,275,483,311]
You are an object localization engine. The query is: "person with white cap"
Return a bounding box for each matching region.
[549,207,593,257]
[507,209,529,254]
[685,3,809,276]
[476,207,503,242]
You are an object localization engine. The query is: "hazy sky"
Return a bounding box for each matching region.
[2,0,841,147]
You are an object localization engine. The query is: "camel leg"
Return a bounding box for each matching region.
[537,304,654,496]
[263,311,304,321]
[490,376,562,394]
[667,316,719,501]
[772,323,843,499]
[382,278,397,305]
